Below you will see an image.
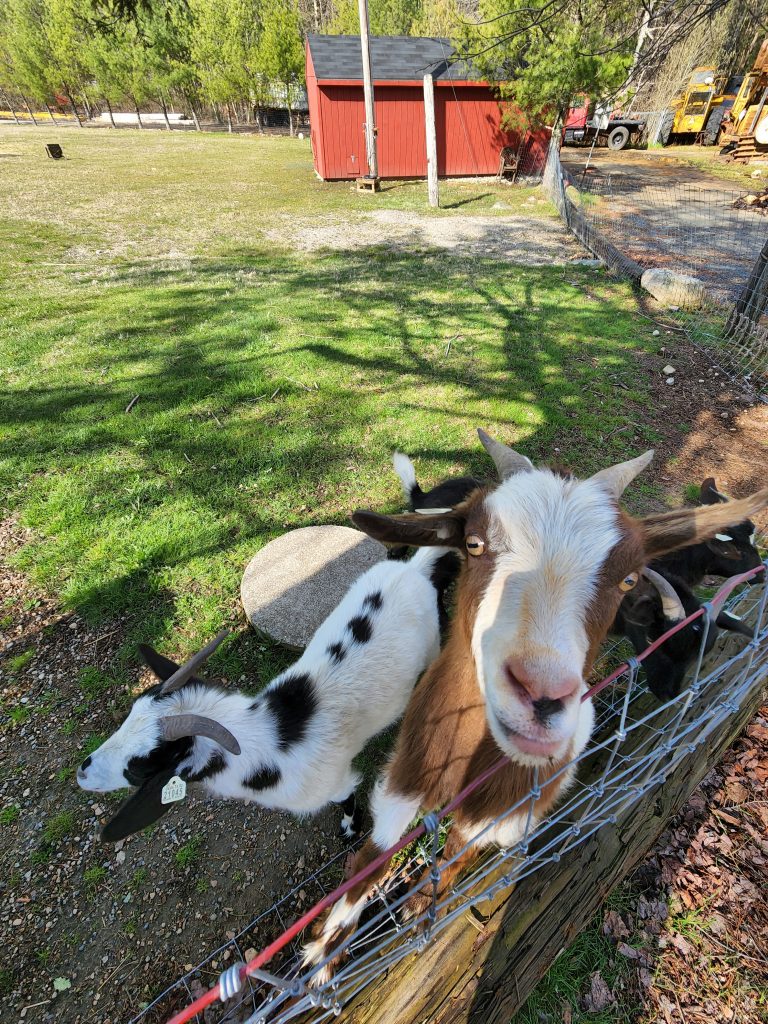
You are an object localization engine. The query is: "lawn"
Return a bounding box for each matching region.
[1,126,757,1024]
[0,126,657,681]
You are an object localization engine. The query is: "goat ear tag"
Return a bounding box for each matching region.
[414,507,453,515]
[161,775,187,805]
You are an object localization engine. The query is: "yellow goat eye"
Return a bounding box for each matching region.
[466,535,485,556]
[619,571,639,592]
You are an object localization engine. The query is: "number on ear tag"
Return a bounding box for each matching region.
[161,775,187,805]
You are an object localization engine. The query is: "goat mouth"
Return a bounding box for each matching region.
[495,716,562,758]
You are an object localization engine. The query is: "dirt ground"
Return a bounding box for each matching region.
[264,203,587,265]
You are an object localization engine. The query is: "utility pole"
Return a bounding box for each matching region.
[358,0,379,181]
[423,74,439,207]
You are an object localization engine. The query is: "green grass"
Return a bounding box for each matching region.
[7,648,34,673]
[0,805,20,825]
[175,835,204,868]
[43,811,75,844]
[0,127,656,678]
[83,865,108,890]
[511,885,649,1024]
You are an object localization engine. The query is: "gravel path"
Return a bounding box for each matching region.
[264,206,587,265]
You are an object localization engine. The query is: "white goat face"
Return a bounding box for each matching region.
[469,470,620,764]
[77,692,177,792]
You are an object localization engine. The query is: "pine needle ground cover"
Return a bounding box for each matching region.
[0,127,655,674]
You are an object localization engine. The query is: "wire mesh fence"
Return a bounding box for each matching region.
[128,562,768,1024]
[543,142,768,399]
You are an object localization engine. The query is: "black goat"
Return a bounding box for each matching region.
[612,568,719,701]
[652,477,761,586]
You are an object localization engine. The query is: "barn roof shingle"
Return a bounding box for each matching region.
[307,35,482,82]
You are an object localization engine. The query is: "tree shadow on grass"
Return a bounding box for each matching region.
[1,241,650,648]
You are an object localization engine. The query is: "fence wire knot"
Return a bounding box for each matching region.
[218,962,245,1001]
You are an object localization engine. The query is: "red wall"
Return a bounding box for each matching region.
[307,66,549,179]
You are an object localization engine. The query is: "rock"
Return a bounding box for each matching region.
[570,258,601,266]
[751,169,763,178]
[241,526,387,649]
[652,329,660,336]
[666,377,675,385]
[662,364,675,375]
[640,268,708,310]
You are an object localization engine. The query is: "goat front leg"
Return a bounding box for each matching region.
[301,783,422,986]
[400,826,477,925]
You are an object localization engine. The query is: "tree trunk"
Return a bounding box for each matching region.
[20,94,38,125]
[45,101,58,125]
[226,102,233,133]
[340,628,765,1024]
[160,94,172,131]
[256,106,264,133]
[133,97,144,129]
[286,84,294,136]
[187,96,201,132]
[1,89,21,124]
[104,97,117,129]
[80,89,92,120]
[65,92,83,127]
[213,102,223,125]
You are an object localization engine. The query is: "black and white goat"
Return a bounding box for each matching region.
[302,431,768,982]
[77,547,458,843]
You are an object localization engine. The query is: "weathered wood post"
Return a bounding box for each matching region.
[357,0,378,180]
[423,73,439,208]
[341,624,765,1024]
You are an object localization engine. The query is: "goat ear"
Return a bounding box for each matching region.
[352,509,466,548]
[640,488,768,559]
[100,768,177,843]
[138,644,182,682]
[700,477,727,505]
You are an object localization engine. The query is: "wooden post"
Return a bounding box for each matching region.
[341,626,765,1024]
[423,73,439,208]
[357,0,378,179]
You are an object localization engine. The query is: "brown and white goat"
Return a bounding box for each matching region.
[302,431,768,981]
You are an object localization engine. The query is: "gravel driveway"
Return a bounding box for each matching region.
[560,148,763,297]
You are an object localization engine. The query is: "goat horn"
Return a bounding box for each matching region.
[476,429,533,479]
[642,568,686,623]
[159,628,230,695]
[589,450,654,498]
[161,714,241,755]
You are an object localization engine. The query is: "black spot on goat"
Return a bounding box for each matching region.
[266,673,318,749]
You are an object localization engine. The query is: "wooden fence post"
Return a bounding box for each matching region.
[423,73,439,208]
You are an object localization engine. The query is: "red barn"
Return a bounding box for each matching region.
[306,35,549,180]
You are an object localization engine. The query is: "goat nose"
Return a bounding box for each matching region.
[504,657,580,703]
[78,755,92,777]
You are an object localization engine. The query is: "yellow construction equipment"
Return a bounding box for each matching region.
[719,39,768,161]
[659,68,743,146]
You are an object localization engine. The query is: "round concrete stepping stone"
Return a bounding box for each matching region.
[241,526,387,650]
